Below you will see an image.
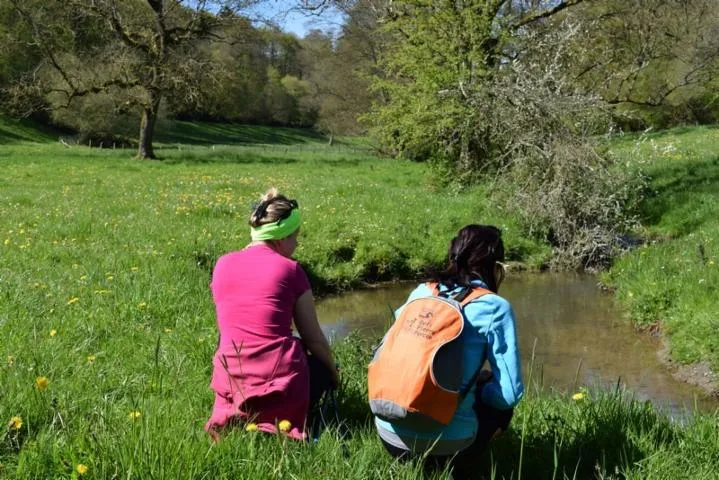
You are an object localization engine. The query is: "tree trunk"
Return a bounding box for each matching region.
[137,94,161,159]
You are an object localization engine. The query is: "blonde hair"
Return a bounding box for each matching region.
[249,188,295,227]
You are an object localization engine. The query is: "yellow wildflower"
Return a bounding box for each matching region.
[131,266,139,272]
[35,376,49,391]
[87,355,96,363]
[245,423,258,432]
[164,328,173,333]
[49,329,57,337]
[138,302,147,309]
[128,410,141,419]
[7,355,15,366]
[106,275,114,281]
[278,420,292,432]
[709,260,715,266]
[571,392,586,401]
[67,297,79,305]
[8,415,23,430]
[76,464,88,475]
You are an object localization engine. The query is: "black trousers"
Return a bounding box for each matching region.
[307,353,334,408]
[381,401,514,480]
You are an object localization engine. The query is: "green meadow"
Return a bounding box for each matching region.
[1,118,718,479]
[606,126,719,373]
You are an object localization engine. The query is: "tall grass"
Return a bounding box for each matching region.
[606,126,719,372]
[1,121,718,478]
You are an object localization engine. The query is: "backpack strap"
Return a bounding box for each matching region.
[426,282,492,400]
[426,282,492,305]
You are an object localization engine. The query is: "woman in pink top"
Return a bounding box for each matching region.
[205,188,339,441]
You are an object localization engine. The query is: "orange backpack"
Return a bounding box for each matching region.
[368,283,491,430]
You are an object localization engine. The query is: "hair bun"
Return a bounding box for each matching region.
[259,187,279,204]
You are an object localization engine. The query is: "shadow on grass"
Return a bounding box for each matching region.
[0,117,58,144]
[156,121,327,146]
[332,333,676,479]
[481,405,671,480]
[332,390,676,480]
[162,152,299,166]
[640,155,719,231]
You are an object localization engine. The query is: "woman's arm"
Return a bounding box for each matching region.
[480,298,524,410]
[294,290,339,388]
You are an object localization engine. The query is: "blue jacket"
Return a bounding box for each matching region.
[374,280,524,442]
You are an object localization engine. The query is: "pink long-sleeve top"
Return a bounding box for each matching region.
[205,244,311,440]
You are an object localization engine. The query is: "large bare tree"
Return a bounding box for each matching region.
[8,0,260,158]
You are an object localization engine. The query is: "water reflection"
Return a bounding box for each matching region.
[316,274,717,417]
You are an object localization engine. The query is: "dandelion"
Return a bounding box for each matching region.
[128,410,141,419]
[49,329,57,337]
[278,420,292,432]
[67,297,79,305]
[245,423,258,432]
[130,266,139,272]
[571,392,586,401]
[35,376,49,391]
[76,464,88,475]
[627,292,634,298]
[8,415,23,430]
[87,355,96,363]
[7,355,15,366]
[709,260,715,266]
[164,328,173,333]
[138,302,147,309]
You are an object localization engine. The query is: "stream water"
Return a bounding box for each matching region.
[316,274,717,417]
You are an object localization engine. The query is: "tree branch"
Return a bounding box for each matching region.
[511,0,584,31]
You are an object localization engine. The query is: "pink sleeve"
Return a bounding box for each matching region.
[294,263,311,297]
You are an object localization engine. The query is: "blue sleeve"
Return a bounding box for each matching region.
[480,297,524,410]
[393,284,430,319]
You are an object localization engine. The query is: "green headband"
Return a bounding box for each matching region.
[250,209,301,241]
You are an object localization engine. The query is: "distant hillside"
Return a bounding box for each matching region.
[0,115,371,149]
[0,116,58,144]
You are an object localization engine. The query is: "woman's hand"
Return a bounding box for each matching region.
[478,368,493,385]
[294,290,337,385]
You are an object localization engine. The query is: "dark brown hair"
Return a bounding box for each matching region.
[436,225,505,293]
[248,188,295,228]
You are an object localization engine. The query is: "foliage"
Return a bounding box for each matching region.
[367,1,643,268]
[566,0,719,129]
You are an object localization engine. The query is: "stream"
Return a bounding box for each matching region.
[317,274,717,418]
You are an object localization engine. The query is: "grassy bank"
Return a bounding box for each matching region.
[606,126,719,379]
[3,332,718,479]
[2,118,718,478]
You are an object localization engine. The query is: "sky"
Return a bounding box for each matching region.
[247,1,347,38]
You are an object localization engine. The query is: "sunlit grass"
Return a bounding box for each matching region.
[1,120,718,478]
[606,126,719,371]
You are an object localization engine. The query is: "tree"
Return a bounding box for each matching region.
[365,0,584,165]
[566,0,719,128]
[359,1,649,268]
[7,0,262,158]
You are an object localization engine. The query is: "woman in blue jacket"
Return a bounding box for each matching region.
[374,225,524,479]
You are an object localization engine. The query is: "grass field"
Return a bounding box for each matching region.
[605,126,719,373]
[1,117,718,479]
